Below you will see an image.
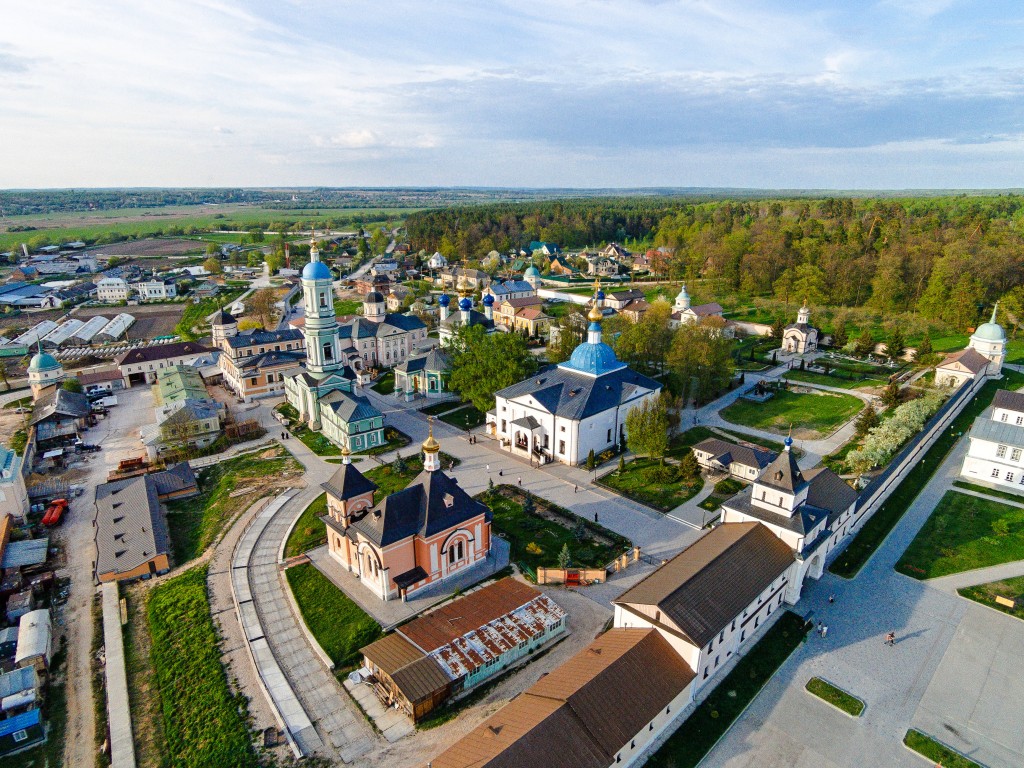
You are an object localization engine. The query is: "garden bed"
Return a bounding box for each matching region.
[598,457,703,512]
[285,563,382,671]
[805,677,864,716]
[482,485,631,575]
[958,576,1024,621]
[903,729,980,768]
[646,612,809,768]
[371,371,395,394]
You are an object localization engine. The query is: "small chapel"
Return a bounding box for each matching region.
[320,421,493,601]
[782,300,818,354]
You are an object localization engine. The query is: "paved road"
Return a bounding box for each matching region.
[702,431,1024,768]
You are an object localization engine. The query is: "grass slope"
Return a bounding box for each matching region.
[720,389,862,438]
[284,493,328,558]
[285,563,382,670]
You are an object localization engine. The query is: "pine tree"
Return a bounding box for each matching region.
[881,381,902,408]
[677,449,701,482]
[854,329,876,358]
[855,403,879,437]
[884,328,906,361]
[916,332,933,358]
[557,544,572,570]
[831,319,848,349]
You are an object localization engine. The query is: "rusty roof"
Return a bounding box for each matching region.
[614,522,794,647]
[428,628,695,768]
[401,578,547,652]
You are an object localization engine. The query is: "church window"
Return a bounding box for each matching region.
[1009,473,1016,483]
[1002,413,1008,422]
[1013,449,1022,462]
[997,445,1007,458]
[607,428,612,442]
[323,343,334,361]
[319,294,327,308]
[992,468,1001,478]
[559,440,565,454]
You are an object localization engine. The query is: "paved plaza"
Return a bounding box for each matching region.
[702,433,1024,768]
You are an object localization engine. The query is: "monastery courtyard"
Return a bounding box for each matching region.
[704,435,1024,768]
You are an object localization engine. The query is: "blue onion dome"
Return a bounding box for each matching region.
[565,340,625,375]
[302,259,332,280]
[458,296,473,312]
[596,289,605,301]
[482,293,494,306]
[784,435,794,450]
[438,292,451,307]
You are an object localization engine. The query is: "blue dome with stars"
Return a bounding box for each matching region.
[458,296,473,312]
[482,293,494,306]
[438,293,450,307]
[596,289,605,301]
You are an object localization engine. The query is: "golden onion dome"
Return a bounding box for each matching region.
[422,417,441,453]
[588,303,603,322]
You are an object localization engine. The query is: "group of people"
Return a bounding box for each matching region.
[815,594,898,647]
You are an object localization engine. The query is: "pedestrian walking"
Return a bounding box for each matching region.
[486,464,490,473]
[574,484,578,493]
[828,594,835,604]
[594,513,598,523]
[498,469,503,477]
[821,625,828,639]
[817,622,823,637]
[885,631,896,646]
[517,476,522,487]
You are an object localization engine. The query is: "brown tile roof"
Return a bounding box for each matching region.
[400,578,543,652]
[803,467,858,521]
[758,449,805,493]
[515,307,547,321]
[502,296,543,309]
[77,368,122,386]
[938,347,990,374]
[361,632,451,704]
[992,389,1024,414]
[614,522,794,647]
[690,302,724,317]
[362,632,424,676]
[428,628,694,768]
[115,341,211,366]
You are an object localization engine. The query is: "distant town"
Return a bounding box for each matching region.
[0,191,1021,768]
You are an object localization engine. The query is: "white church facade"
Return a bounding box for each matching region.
[488,283,661,466]
[936,305,1006,388]
[782,301,818,354]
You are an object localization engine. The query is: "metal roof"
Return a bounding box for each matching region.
[15,609,50,666]
[992,389,1024,415]
[70,314,110,343]
[13,320,58,347]
[969,417,1024,448]
[92,475,170,579]
[615,522,795,647]
[96,312,135,341]
[40,318,84,348]
[1,539,49,569]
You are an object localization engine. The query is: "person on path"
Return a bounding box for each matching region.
[828,594,835,604]
[594,513,598,523]
[486,464,490,473]
[885,632,896,646]
[817,622,823,637]
[821,625,828,638]
[517,476,522,486]
[498,469,503,477]
[574,484,578,493]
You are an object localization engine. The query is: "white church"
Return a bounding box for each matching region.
[782,300,818,354]
[487,283,661,466]
[936,305,1006,388]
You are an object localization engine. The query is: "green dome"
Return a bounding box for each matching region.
[29,351,60,372]
[523,265,540,278]
[973,321,1006,342]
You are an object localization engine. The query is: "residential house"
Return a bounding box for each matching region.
[483,280,536,303]
[30,389,92,448]
[427,252,448,270]
[528,240,560,256]
[142,399,223,461]
[692,438,777,482]
[602,289,645,311]
[354,274,391,295]
[93,474,171,582]
[439,267,490,291]
[320,427,492,601]
[134,280,177,301]
[360,578,565,722]
[218,328,305,401]
[547,256,575,276]
[115,341,212,386]
[156,364,209,404]
[960,390,1024,494]
[386,285,413,311]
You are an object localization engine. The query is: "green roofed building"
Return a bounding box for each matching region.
[156,364,208,404]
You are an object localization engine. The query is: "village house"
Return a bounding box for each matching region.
[359,578,565,721]
[133,279,177,301]
[960,389,1024,494]
[320,424,492,601]
[115,341,212,386]
[96,276,130,303]
[692,438,777,481]
[483,280,536,303]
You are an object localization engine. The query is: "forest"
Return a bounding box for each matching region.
[406,195,1024,330]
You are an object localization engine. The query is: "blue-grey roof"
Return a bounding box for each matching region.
[302,260,332,280]
[322,390,381,423]
[440,309,494,330]
[969,417,1024,448]
[0,667,35,698]
[395,347,451,375]
[490,281,533,296]
[322,462,378,502]
[496,362,660,421]
[226,328,303,349]
[350,470,490,547]
[234,349,305,374]
[339,314,426,341]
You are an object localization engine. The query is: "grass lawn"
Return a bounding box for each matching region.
[958,575,1024,621]
[419,400,461,416]
[371,371,395,394]
[895,491,1024,579]
[363,452,460,503]
[647,612,809,768]
[715,427,789,455]
[285,563,382,670]
[805,677,864,716]
[335,299,362,315]
[666,426,717,458]
[903,729,981,768]
[829,370,1024,578]
[600,457,703,512]
[292,424,342,456]
[952,480,1024,505]
[720,388,863,438]
[784,369,876,390]
[438,405,485,430]
[284,493,328,558]
[483,487,630,573]
[166,446,302,564]
[361,425,412,456]
[147,567,257,768]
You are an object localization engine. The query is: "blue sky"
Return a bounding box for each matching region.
[1,0,1022,188]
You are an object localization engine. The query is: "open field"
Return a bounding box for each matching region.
[86,237,207,257]
[73,302,186,340]
[783,369,878,390]
[720,388,863,439]
[896,491,1024,579]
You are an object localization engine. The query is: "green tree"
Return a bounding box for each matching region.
[203,256,223,275]
[62,377,84,393]
[999,286,1024,338]
[557,544,572,569]
[831,319,848,349]
[667,322,736,404]
[881,381,902,408]
[248,227,264,243]
[447,324,537,412]
[854,329,875,358]
[247,287,279,329]
[884,327,906,360]
[205,242,220,256]
[586,449,596,470]
[769,316,786,341]
[854,402,879,438]
[624,398,670,461]
[677,448,700,482]
[915,331,933,358]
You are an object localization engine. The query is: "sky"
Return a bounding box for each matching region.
[2,0,1023,189]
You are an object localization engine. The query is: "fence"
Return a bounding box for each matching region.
[536,567,608,585]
